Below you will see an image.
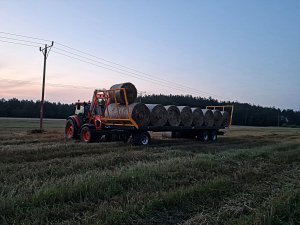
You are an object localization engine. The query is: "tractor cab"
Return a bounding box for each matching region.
[75,102,89,116]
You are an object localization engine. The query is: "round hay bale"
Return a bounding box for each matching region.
[191,108,204,126]
[202,109,214,127]
[212,110,223,127]
[109,82,137,105]
[177,106,193,126]
[165,105,181,126]
[146,104,168,126]
[106,102,150,127]
[221,111,230,127]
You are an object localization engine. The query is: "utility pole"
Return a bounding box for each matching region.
[277,109,280,128]
[39,41,54,131]
[139,91,146,102]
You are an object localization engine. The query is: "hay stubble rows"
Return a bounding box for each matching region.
[0,118,299,225]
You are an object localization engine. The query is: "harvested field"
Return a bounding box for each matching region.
[0,118,299,225]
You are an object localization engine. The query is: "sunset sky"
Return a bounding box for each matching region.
[0,1,299,110]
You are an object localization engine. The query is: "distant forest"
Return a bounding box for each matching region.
[1,96,300,127]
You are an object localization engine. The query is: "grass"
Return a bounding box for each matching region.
[0,118,299,224]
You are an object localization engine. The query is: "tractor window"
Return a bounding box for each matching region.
[93,107,99,115]
[84,104,90,117]
[75,105,84,115]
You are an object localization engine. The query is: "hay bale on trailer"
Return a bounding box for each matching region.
[177,106,193,126]
[106,102,150,127]
[146,104,168,126]
[212,110,223,127]
[191,108,204,126]
[202,109,214,127]
[109,82,137,105]
[221,111,230,127]
[165,105,181,126]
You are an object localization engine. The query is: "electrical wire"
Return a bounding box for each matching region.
[55,42,225,98]
[51,49,215,96]
[53,46,197,94]
[0,31,228,100]
[0,31,52,43]
[0,36,46,45]
[0,78,93,90]
[0,39,40,48]
[51,50,200,95]
[52,47,226,99]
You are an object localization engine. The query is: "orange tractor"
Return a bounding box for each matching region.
[65,88,151,145]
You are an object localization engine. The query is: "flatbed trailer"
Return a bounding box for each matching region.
[65,87,233,145]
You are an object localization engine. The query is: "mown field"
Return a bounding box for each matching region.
[0,118,299,225]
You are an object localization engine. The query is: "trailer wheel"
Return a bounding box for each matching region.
[123,133,131,143]
[80,126,95,143]
[210,130,218,142]
[132,132,151,146]
[199,130,209,142]
[104,134,113,142]
[65,119,78,140]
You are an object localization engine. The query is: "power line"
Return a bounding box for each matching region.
[52,47,227,99]
[0,39,39,48]
[0,36,45,45]
[0,31,228,100]
[55,42,223,98]
[0,31,52,43]
[51,50,211,96]
[53,46,194,93]
[0,33,195,95]
[0,78,93,90]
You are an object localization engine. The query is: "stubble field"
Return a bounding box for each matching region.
[0,118,299,225]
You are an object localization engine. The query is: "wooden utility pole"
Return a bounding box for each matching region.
[278,109,280,127]
[39,41,54,131]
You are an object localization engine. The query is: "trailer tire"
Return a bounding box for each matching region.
[199,130,209,142]
[210,130,218,142]
[132,131,151,146]
[105,134,113,142]
[65,119,78,140]
[80,126,96,143]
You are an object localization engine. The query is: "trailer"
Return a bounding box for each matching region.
[65,87,233,145]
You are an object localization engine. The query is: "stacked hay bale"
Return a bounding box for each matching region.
[212,110,223,127]
[165,105,181,126]
[202,109,214,127]
[106,83,150,126]
[221,111,230,127]
[178,106,193,126]
[109,82,137,104]
[191,108,204,126]
[145,104,168,126]
[106,103,150,127]
[106,82,227,128]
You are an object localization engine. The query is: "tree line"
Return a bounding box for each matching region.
[1,96,299,127]
[0,98,74,119]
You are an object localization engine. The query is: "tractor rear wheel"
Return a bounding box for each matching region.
[65,119,78,140]
[80,126,96,143]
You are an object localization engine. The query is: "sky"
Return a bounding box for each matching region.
[0,0,299,110]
